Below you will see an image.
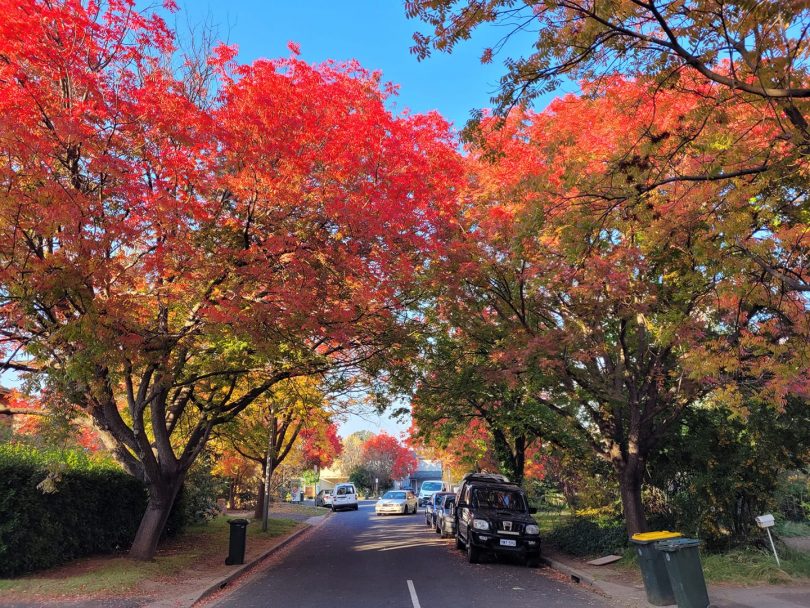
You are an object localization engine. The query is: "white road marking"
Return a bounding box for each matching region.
[407,579,422,608]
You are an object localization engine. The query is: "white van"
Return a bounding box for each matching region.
[331,483,359,511]
[418,480,446,506]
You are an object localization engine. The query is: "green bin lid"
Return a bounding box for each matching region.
[655,538,701,551]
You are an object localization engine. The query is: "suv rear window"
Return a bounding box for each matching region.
[421,481,443,492]
[472,488,526,512]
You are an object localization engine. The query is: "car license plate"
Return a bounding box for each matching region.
[499,539,517,547]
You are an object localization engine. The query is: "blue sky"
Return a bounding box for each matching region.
[170,0,557,438]
[175,0,552,131]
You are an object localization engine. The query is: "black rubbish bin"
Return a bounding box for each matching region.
[630,531,682,606]
[656,538,711,608]
[225,518,249,565]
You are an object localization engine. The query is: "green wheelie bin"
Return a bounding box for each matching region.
[656,538,711,608]
[630,531,682,605]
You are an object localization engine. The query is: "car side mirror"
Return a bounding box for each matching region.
[529,507,538,514]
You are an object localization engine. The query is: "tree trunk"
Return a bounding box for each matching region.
[254,479,265,520]
[129,478,183,561]
[491,428,526,486]
[616,457,647,536]
[228,478,236,510]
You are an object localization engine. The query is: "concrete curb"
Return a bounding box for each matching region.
[540,555,599,589]
[191,513,330,607]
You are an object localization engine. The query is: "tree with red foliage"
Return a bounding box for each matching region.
[408,418,498,483]
[300,422,342,471]
[441,76,810,535]
[0,0,461,559]
[359,432,417,491]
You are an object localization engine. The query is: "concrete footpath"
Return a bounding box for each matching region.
[541,548,810,608]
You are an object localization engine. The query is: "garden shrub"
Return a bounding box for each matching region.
[546,515,628,556]
[646,398,810,550]
[0,443,147,576]
[775,472,810,523]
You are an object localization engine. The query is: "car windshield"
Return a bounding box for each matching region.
[382,491,405,500]
[421,481,443,492]
[472,488,526,512]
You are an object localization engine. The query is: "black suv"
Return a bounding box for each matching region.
[454,473,541,566]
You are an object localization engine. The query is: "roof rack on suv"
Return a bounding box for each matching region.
[459,472,511,484]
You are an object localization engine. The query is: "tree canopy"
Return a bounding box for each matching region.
[0,0,462,559]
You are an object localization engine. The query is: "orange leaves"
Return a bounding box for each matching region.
[0,0,466,388]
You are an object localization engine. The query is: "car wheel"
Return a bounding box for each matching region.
[525,556,540,568]
[353,504,359,511]
[455,534,464,550]
[467,539,480,564]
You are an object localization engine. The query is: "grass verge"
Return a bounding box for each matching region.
[776,520,810,537]
[615,545,810,585]
[701,547,810,584]
[0,514,301,598]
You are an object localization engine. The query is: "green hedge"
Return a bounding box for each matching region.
[0,443,148,576]
[546,516,629,556]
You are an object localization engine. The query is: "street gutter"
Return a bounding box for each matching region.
[540,555,598,589]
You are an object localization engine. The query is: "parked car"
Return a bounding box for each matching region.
[315,489,333,507]
[454,474,541,566]
[436,495,456,537]
[331,483,359,511]
[375,490,418,515]
[425,491,454,528]
[417,479,446,506]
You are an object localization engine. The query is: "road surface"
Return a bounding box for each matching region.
[208,501,616,608]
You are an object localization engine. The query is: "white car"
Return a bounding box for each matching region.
[331,483,359,511]
[315,489,333,507]
[375,490,418,515]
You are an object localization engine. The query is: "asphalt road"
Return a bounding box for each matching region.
[209,501,616,608]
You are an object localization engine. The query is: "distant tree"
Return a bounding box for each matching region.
[348,466,375,495]
[358,432,417,490]
[335,430,373,475]
[213,378,335,519]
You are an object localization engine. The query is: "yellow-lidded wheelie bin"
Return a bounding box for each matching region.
[630,531,682,605]
[656,538,711,608]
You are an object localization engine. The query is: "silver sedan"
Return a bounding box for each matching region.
[375,490,418,515]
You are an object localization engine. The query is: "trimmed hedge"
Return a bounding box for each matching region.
[0,443,147,576]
